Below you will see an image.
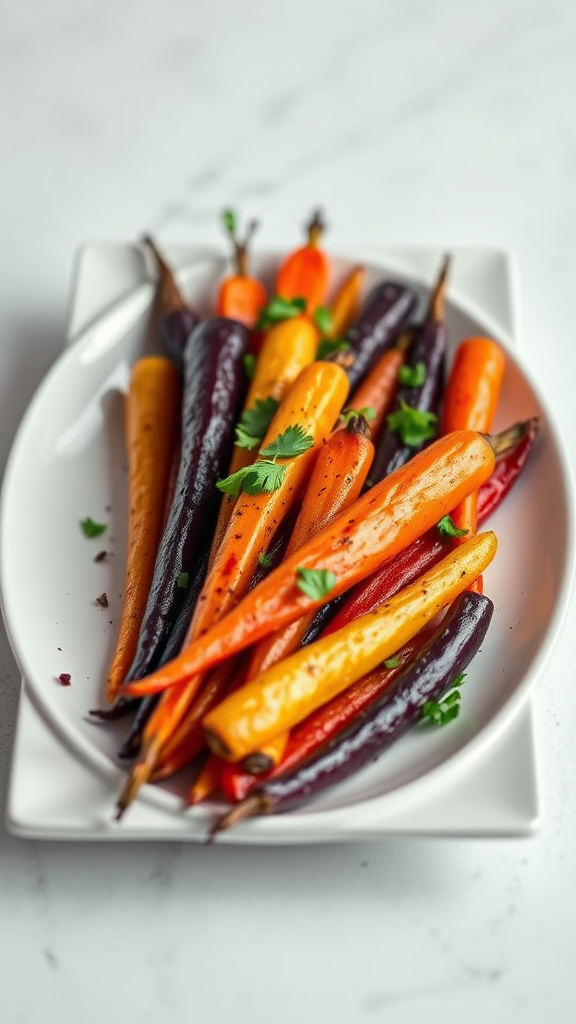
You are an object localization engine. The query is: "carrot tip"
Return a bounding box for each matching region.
[208,794,265,839]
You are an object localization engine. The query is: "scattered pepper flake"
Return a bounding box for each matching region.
[96,592,109,608]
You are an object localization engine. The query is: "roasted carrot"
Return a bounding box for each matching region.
[245,415,375,682]
[442,337,506,591]
[275,210,330,312]
[442,337,506,436]
[326,265,365,339]
[115,361,349,813]
[216,210,268,328]
[222,628,434,802]
[347,329,413,442]
[121,420,532,699]
[210,315,318,564]
[203,531,498,761]
[106,358,181,702]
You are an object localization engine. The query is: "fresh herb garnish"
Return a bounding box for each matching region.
[176,571,189,589]
[386,401,437,447]
[383,655,401,669]
[398,361,427,387]
[312,306,333,335]
[217,461,286,497]
[242,353,256,380]
[259,424,314,459]
[80,517,107,539]
[339,406,376,425]
[256,295,307,331]
[235,397,280,450]
[258,551,274,569]
[421,672,467,726]
[295,567,337,600]
[316,337,350,360]
[437,514,469,538]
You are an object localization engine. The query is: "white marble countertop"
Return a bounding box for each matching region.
[1,1,576,1021]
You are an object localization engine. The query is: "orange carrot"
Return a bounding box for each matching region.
[203,531,498,762]
[275,210,330,313]
[245,415,374,682]
[326,265,365,339]
[121,421,531,699]
[442,337,506,591]
[216,211,267,327]
[210,315,318,565]
[106,357,181,702]
[347,329,413,441]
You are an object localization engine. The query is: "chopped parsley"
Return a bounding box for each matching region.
[259,424,314,459]
[398,361,427,387]
[242,353,257,380]
[316,337,350,361]
[386,401,437,447]
[176,571,189,589]
[80,517,107,539]
[258,551,274,569]
[421,672,467,726]
[437,514,469,538]
[295,567,337,600]
[312,306,333,335]
[256,295,307,331]
[383,655,401,669]
[340,406,376,425]
[235,397,280,450]
[217,460,286,497]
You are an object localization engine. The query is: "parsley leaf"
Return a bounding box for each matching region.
[256,295,307,331]
[221,209,237,235]
[437,514,469,538]
[217,460,286,497]
[235,397,280,450]
[421,672,467,727]
[316,337,350,361]
[259,424,314,459]
[387,401,437,447]
[258,551,274,569]
[312,306,333,335]
[80,517,107,539]
[340,406,376,425]
[242,353,256,380]
[383,655,401,669]
[398,361,427,387]
[296,567,337,600]
[176,571,189,589]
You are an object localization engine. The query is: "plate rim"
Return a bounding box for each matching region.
[1,242,574,838]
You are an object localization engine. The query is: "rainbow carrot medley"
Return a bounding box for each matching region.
[85,215,540,832]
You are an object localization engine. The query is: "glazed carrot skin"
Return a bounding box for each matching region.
[107,358,181,702]
[442,337,506,436]
[203,531,497,762]
[441,337,506,592]
[245,415,375,682]
[122,424,525,699]
[216,213,268,328]
[210,316,318,564]
[311,416,538,641]
[326,266,365,339]
[215,591,493,830]
[275,210,330,313]
[222,628,434,802]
